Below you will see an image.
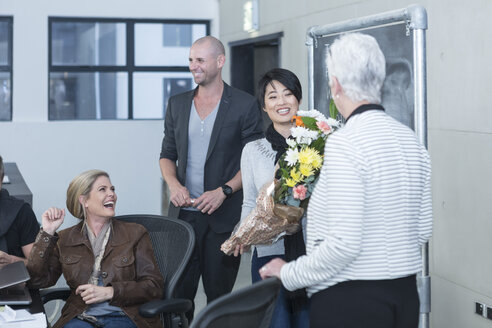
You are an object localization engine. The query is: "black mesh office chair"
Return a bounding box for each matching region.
[41,214,195,328]
[190,277,282,328]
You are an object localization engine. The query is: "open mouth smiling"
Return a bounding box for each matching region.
[104,201,115,209]
[277,108,291,115]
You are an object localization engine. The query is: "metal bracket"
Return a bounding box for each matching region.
[406,20,411,36]
[417,274,431,313]
[406,4,428,30]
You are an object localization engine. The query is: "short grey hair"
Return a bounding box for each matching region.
[326,33,386,104]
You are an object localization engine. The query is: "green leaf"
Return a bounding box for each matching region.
[310,137,326,153]
[301,116,318,130]
[304,175,316,184]
[329,98,339,119]
[286,195,301,207]
[304,190,312,199]
[274,184,289,202]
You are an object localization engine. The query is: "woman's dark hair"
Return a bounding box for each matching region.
[257,68,302,109]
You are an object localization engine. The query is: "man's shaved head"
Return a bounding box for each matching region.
[193,36,225,57]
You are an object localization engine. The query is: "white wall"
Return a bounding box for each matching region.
[0,0,219,229]
[219,0,492,327]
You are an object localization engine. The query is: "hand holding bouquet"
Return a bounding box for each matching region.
[220,181,304,255]
[221,109,341,255]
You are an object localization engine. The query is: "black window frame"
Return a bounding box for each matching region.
[0,16,13,121]
[48,17,210,121]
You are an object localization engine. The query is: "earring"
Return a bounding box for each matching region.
[334,94,339,99]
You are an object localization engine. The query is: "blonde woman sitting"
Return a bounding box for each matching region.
[27,169,164,328]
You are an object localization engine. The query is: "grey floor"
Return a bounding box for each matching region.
[194,251,252,316]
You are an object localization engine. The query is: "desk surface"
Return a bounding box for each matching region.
[11,289,44,314]
[2,291,47,327]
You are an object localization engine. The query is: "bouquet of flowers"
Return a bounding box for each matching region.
[275,109,340,207]
[221,109,341,255]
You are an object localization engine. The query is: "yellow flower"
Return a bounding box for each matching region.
[311,154,323,169]
[299,163,314,177]
[298,147,321,166]
[285,178,297,187]
[290,168,302,182]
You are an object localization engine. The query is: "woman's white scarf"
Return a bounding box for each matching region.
[77,220,112,322]
[86,220,112,285]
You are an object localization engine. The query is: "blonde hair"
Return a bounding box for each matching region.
[66,169,109,220]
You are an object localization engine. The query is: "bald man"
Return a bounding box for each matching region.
[159,36,263,322]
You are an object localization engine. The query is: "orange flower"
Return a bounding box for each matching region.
[291,116,305,127]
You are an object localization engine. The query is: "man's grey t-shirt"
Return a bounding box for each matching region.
[184,100,219,210]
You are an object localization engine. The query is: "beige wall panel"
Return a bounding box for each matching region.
[426,0,492,134]
[430,129,492,294]
[432,275,492,328]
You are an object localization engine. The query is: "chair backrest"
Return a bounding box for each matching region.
[115,214,195,300]
[190,277,282,328]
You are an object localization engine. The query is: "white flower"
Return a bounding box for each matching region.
[284,148,299,166]
[286,138,297,148]
[324,117,341,128]
[291,126,319,145]
[297,109,327,121]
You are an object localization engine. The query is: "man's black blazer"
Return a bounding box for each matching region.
[160,82,263,233]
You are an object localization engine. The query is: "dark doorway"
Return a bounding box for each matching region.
[229,32,282,131]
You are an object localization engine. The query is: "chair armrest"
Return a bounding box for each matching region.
[40,287,71,304]
[139,298,192,318]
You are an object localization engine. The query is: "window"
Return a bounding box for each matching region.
[0,17,12,121]
[49,18,209,120]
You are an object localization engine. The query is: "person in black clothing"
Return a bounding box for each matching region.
[0,155,39,266]
[234,68,310,328]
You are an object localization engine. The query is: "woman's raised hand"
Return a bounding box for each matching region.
[42,207,65,235]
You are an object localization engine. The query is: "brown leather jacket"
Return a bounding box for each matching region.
[27,219,164,328]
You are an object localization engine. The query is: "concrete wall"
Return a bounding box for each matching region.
[0,0,219,229]
[219,0,492,327]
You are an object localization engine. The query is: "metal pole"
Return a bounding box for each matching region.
[306,28,316,110]
[413,32,428,145]
[308,7,407,38]
[413,27,430,328]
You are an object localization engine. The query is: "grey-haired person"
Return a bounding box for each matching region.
[260,33,433,328]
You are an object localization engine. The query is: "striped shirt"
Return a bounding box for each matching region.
[281,110,433,296]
